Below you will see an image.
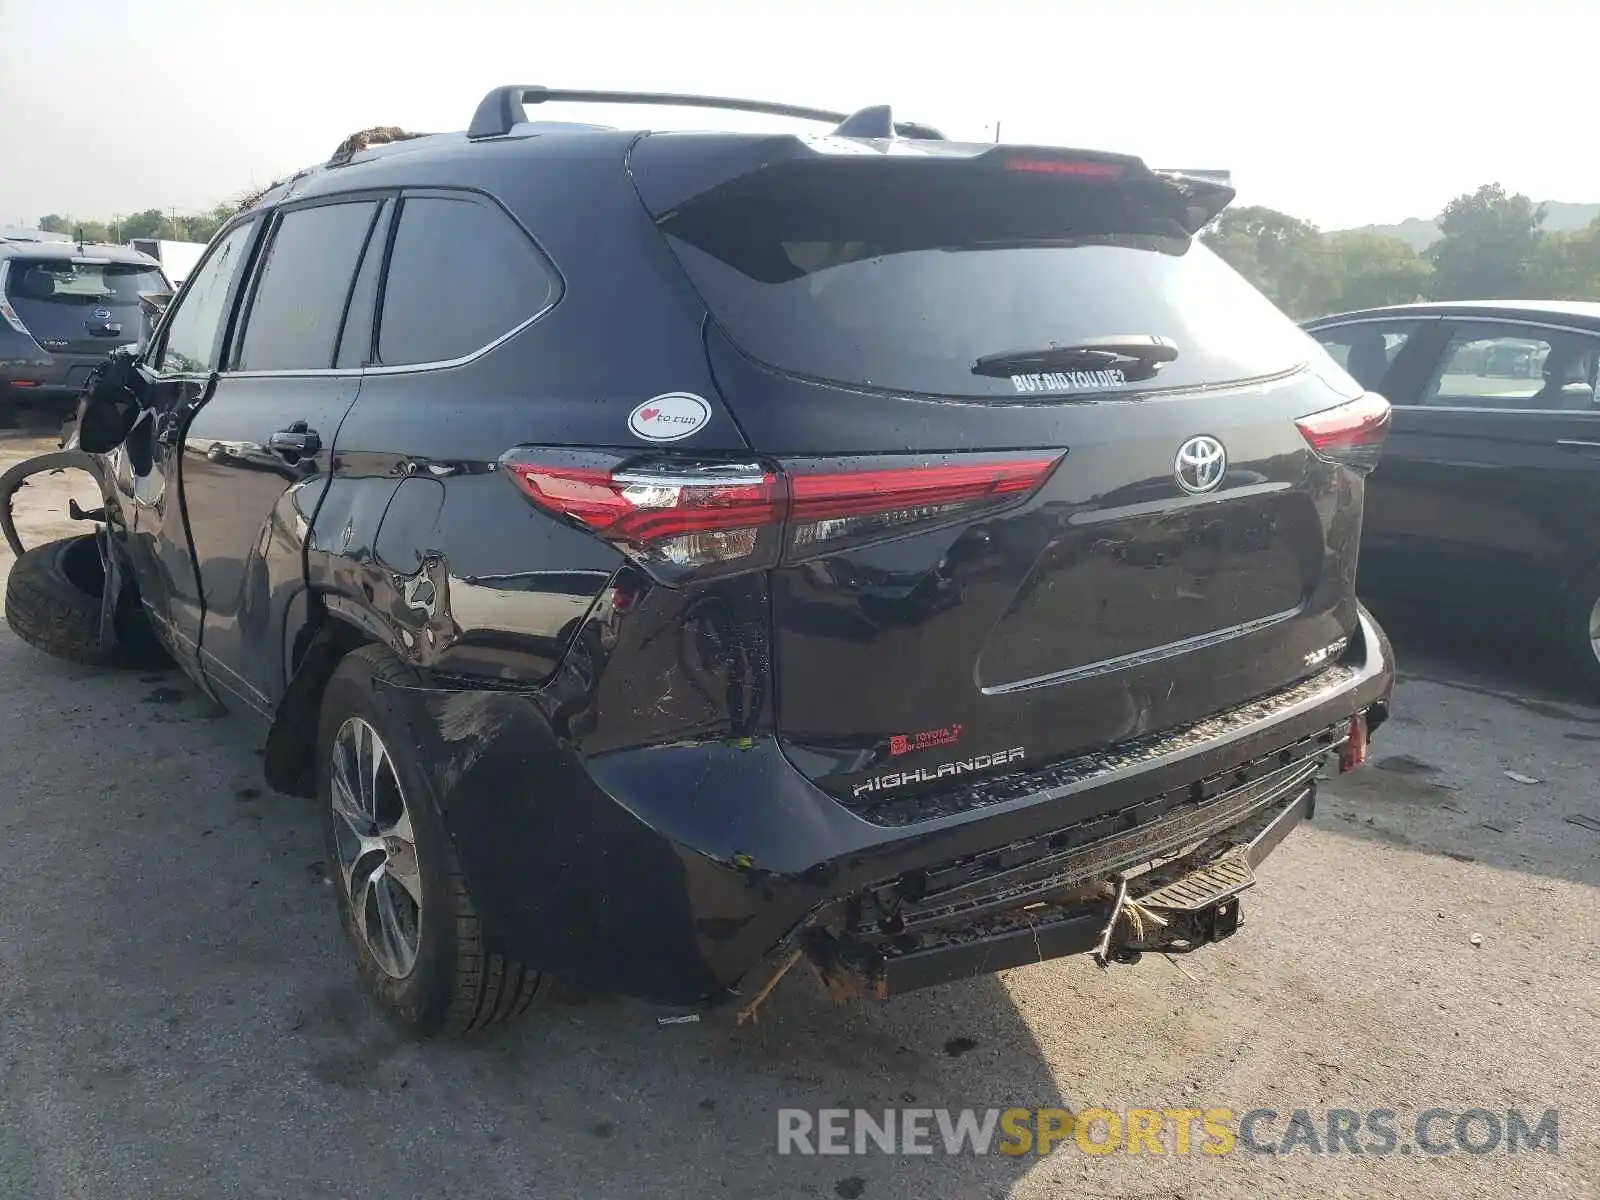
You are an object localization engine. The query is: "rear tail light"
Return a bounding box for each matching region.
[501,450,1061,584]
[1295,393,1392,474]
[0,298,33,336]
[785,458,1058,556]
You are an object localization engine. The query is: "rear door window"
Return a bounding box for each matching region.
[234,199,381,372]
[1422,323,1600,410]
[376,194,558,367]
[334,201,393,368]
[644,155,1316,399]
[1309,322,1419,394]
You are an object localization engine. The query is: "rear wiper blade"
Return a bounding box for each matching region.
[972,335,1179,379]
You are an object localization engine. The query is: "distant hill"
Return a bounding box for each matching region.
[1339,201,1600,250]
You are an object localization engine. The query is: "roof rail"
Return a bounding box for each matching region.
[466,86,944,141]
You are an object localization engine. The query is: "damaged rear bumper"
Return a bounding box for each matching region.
[382,606,1394,1007]
[804,759,1320,1001]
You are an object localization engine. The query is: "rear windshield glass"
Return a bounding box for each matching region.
[651,158,1314,399]
[4,260,165,308]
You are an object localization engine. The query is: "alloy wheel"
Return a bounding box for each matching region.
[329,716,423,979]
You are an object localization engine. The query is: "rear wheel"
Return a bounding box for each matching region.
[1563,564,1600,696]
[317,646,545,1036]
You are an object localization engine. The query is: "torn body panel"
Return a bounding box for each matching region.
[356,606,1390,1006]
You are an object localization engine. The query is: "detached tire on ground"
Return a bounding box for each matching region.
[5,534,119,665]
[3,533,166,668]
[317,645,545,1037]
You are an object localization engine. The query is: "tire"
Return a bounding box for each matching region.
[5,534,117,665]
[317,645,545,1037]
[3,533,168,668]
[1562,564,1600,696]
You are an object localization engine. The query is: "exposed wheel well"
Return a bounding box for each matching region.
[263,610,376,797]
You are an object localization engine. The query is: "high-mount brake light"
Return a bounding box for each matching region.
[1295,393,1392,474]
[500,451,1062,584]
[1002,158,1126,179]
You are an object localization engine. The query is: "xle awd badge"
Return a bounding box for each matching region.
[1174,435,1227,495]
[628,393,711,442]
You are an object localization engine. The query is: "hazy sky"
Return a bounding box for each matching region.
[2,0,1594,232]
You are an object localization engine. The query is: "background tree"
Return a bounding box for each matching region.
[1428,183,1545,300]
[36,214,69,233]
[117,208,172,241]
[1205,206,1332,316]
[1527,218,1600,300]
[1320,231,1432,311]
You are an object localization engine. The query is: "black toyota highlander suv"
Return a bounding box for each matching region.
[4,88,1394,1037]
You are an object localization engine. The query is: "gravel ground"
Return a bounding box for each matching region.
[1,429,1596,1199]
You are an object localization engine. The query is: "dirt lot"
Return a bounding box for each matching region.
[1,428,1597,1200]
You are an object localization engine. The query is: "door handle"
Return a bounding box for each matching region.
[1555,439,1600,451]
[268,423,322,457]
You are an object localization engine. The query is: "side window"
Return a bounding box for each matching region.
[1309,321,1418,394]
[234,200,380,372]
[376,194,556,367]
[335,200,391,369]
[154,222,255,374]
[1422,324,1600,411]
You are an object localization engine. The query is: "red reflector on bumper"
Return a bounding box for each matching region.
[1338,711,1369,773]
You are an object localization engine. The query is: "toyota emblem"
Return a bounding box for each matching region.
[1174,435,1227,495]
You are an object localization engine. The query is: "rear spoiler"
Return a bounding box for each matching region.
[635,136,1236,236]
[1152,169,1236,232]
[1155,169,1233,185]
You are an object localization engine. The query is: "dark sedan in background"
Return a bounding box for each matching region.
[1305,301,1600,689]
[0,239,168,426]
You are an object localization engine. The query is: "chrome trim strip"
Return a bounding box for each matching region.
[223,287,560,380]
[612,465,768,488]
[982,606,1301,695]
[1067,481,1290,527]
[1303,314,1446,330]
[1433,314,1600,339]
[1402,404,1600,416]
